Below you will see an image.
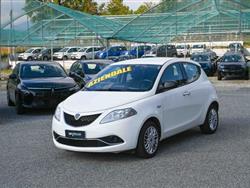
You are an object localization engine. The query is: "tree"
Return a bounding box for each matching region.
[134,2,155,14]
[106,0,133,15]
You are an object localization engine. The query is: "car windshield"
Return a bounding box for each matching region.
[20,64,67,79]
[193,45,204,49]
[84,64,161,92]
[25,49,34,53]
[191,55,209,62]
[83,63,107,75]
[79,48,87,52]
[59,48,69,52]
[221,55,244,62]
[176,45,185,49]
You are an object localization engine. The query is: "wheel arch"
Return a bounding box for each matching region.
[139,116,162,139]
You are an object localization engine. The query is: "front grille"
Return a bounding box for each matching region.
[224,65,241,70]
[64,112,101,127]
[53,132,124,147]
[53,132,108,147]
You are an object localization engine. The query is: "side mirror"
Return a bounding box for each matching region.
[76,70,85,78]
[69,72,75,77]
[9,74,17,79]
[157,81,178,93]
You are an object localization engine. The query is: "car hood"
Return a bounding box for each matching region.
[62,91,150,113]
[19,53,32,57]
[22,77,76,89]
[54,52,65,56]
[220,62,245,66]
[199,61,211,68]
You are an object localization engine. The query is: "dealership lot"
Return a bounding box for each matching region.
[0,83,250,188]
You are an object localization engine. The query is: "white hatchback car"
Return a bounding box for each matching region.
[52,58,219,158]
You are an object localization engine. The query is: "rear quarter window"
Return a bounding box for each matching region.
[183,63,201,84]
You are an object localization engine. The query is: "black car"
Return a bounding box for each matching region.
[37,48,61,61]
[217,52,249,80]
[69,60,113,88]
[156,45,177,57]
[7,62,79,114]
[191,53,216,76]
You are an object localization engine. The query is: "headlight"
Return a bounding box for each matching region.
[219,64,224,69]
[54,106,61,122]
[100,108,137,124]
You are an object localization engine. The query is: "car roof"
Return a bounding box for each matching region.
[18,61,60,66]
[113,57,200,67]
[78,59,113,64]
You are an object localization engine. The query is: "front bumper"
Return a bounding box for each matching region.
[219,69,245,77]
[21,89,75,108]
[52,113,140,153]
[53,56,63,60]
[18,57,28,61]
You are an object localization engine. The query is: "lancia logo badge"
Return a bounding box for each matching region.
[74,113,81,120]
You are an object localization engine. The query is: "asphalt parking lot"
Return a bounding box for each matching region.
[0,83,250,188]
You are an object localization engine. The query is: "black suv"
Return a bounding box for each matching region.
[156,45,177,57]
[217,52,249,80]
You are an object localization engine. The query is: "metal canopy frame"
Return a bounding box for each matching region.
[0,0,250,46]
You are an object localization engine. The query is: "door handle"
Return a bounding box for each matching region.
[183,91,191,96]
[157,105,162,109]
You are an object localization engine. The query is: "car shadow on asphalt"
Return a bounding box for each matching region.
[0,105,54,125]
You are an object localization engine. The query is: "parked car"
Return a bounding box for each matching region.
[156,45,177,57]
[37,48,62,61]
[142,54,157,58]
[7,62,79,114]
[204,49,217,60]
[52,58,219,158]
[228,43,244,54]
[217,52,249,80]
[123,45,152,58]
[18,47,44,61]
[144,46,157,56]
[190,44,206,54]
[191,53,216,76]
[69,60,113,87]
[53,47,81,60]
[71,46,104,60]
[176,44,190,57]
[95,46,127,59]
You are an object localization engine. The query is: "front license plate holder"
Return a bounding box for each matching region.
[65,130,86,139]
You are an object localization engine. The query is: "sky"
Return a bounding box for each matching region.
[98,0,161,10]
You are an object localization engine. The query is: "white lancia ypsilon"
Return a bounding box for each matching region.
[52,58,219,158]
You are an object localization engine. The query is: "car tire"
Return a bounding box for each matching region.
[81,56,87,60]
[217,72,222,80]
[15,94,25,115]
[43,56,49,61]
[63,56,68,60]
[136,120,160,158]
[200,105,219,134]
[27,57,32,61]
[7,90,14,106]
